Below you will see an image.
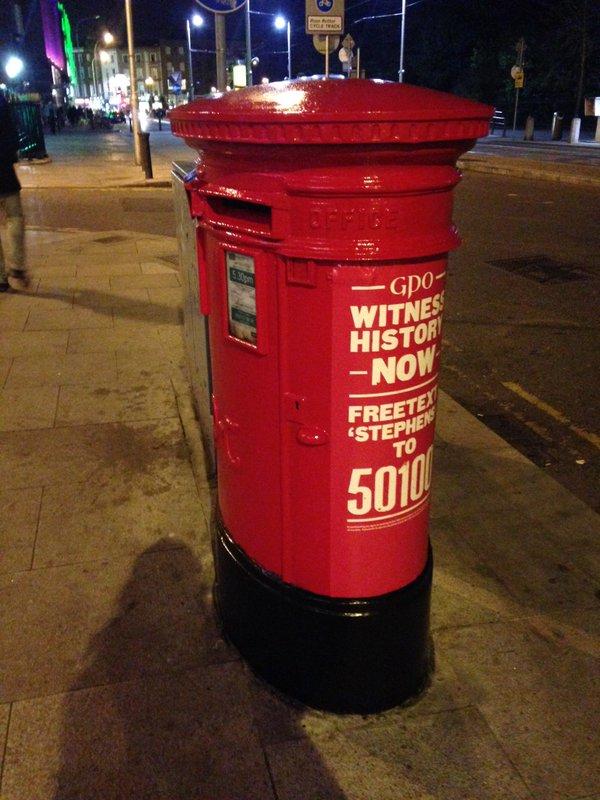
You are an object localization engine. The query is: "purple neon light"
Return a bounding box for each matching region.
[40,0,66,71]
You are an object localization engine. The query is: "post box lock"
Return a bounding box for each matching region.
[296,426,329,446]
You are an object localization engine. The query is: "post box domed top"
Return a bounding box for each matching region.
[170,78,492,147]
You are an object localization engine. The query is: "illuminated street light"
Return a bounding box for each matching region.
[186,13,205,101]
[5,56,25,80]
[274,15,291,80]
[92,32,114,99]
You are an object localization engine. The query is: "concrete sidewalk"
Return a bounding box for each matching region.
[0,224,598,799]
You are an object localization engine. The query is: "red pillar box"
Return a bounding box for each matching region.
[171,80,491,713]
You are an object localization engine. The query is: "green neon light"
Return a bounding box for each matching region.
[58,2,77,83]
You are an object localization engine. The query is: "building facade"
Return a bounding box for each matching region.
[73,40,189,106]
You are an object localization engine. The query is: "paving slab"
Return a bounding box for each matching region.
[0,417,189,491]
[438,619,600,800]
[0,305,29,332]
[36,275,111,292]
[0,487,43,575]
[265,706,533,800]
[2,662,275,800]
[25,306,114,332]
[75,260,143,277]
[248,652,472,748]
[55,377,178,426]
[0,703,9,777]
[0,385,59,432]
[109,273,181,290]
[0,545,227,704]
[72,287,150,310]
[433,393,600,614]
[4,352,117,389]
[0,358,10,388]
[33,474,204,568]
[0,330,69,359]
[141,260,179,275]
[66,324,166,353]
[111,303,181,327]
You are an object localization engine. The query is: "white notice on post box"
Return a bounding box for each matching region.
[226,251,257,345]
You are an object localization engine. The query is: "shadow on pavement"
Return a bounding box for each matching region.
[35,288,182,326]
[53,539,346,800]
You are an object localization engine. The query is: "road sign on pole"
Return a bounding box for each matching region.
[306,0,344,35]
[196,0,246,12]
[313,34,340,54]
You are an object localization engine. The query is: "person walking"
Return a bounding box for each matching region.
[0,94,30,292]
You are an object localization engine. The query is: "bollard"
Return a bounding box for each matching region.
[569,117,581,144]
[524,115,535,141]
[138,131,153,179]
[551,112,563,141]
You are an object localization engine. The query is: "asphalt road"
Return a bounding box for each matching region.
[21,171,600,511]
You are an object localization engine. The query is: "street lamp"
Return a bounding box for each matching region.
[274,15,291,80]
[4,56,25,80]
[91,32,114,101]
[186,13,204,101]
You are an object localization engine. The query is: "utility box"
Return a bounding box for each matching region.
[171,79,492,713]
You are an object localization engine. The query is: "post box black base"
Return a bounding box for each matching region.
[213,514,433,714]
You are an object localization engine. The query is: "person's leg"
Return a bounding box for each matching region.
[4,193,28,287]
[0,196,9,289]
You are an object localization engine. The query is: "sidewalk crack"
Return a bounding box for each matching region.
[29,485,45,571]
[0,702,13,794]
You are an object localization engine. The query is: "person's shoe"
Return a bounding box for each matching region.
[0,281,10,293]
[9,270,31,290]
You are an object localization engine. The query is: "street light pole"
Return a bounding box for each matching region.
[398,0,406,82]
[286,20,291,79]
[124,0,141,165]
[186,19,195,100]
[245,0,252,86]
[274,15,291,80]
[215,13,227,91]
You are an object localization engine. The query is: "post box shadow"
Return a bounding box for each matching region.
[35,288,182,326]
[52,538,346,800]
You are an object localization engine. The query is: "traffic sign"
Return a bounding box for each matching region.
[196,0,246,13]
[313,33,340,54]
[341,33,355,50]
[306,0,344,34]
[514,74,524,89]
[510,65,523,80]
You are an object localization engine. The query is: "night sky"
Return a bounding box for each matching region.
[3,1,600,119]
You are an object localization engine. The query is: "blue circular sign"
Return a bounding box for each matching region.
[196,0,246,13]
[316,0,334,11]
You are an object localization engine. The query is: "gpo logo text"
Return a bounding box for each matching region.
[390,272,434,299]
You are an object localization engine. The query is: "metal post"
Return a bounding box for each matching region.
[125,0,141,165]
[215,13,227,91]
[186,19,195,100]
[287,21,291,80]
[138,131,153,178]
[245,0,252,86]
[398,0,406,82]
[512,37,525,132]
[356,47,361,79]
[325,35,330,78]
[91,49,98,98]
